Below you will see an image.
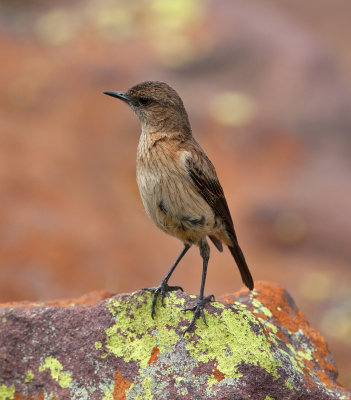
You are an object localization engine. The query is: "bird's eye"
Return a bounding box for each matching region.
[139,97,152,106]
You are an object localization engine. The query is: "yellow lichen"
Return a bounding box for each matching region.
[285,380,293,390]
[0,385,15,400]
[103,292,182,367]
[102,385,114,400]
[185,303,281,381]
[38,357,72,388]
[94,341,102,350]
[25,369,34,383]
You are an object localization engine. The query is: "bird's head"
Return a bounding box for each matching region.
[104,81,191,135]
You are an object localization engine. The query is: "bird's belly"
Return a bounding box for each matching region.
[136,168,217,243]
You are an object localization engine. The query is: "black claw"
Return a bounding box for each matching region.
[183,294,214,334]
[201,308,207,325]
[143,283,182,318]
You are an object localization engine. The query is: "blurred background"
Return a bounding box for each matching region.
[0,0,350,388]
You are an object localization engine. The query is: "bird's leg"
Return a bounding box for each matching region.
[183,239,214,334]
[143,244,191,318]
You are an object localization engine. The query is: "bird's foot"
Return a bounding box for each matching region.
[143,282,183,319]
[182,294,215,334]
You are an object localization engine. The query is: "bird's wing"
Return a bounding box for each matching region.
[185,147,254,290]
[185,150,237,241]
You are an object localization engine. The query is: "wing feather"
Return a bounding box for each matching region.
[186,153,236,239]
[185,147,254,290]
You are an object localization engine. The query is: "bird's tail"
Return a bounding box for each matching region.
[227,232,254,290]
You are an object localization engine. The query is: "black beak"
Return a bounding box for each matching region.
[103,91,131,104]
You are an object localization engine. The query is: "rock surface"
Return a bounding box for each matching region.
[0,282,349,400]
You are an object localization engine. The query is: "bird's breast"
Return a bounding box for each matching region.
[136,135,217,242]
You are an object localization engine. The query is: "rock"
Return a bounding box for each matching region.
[0,282,349,400]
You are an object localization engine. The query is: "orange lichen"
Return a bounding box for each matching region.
[222,282,340,390]
[13,393,45,400]
[213,368,225,382]
[275,329,289,344]
[220,294,237,304]
[315,370,336,390]
[255,283,338,388]
[113,370,131,400]
[147,346,160,365]
[302,366,315,389]
[2,282,347,398]
[253,312,268,320]
[303,357,335,391]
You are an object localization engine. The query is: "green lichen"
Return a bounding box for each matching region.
[0,385,15,400]
[141,376,153,400]
[284,344,314,372]
[206,374,220,388]
[297,347,313,361]
[96,290,336,398]
[25,369,34,383]
[103,292,183,367]
[280,348,303,374]
[39,356,72,388]
[265,321,278,333]
[265,396,275,400]
[99,291,287,395]
[102,385,114,400]
[1,317,6,323]
[285,380,293,390]
[252,298,273,318]
[94,341,102,350]
[185,303,281,381]
[125,383,134,398]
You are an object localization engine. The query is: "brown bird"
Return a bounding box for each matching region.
[104,81,254,333]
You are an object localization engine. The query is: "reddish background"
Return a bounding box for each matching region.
[0,0,350,387]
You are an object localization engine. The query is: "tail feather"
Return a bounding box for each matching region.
[227,232,254,290]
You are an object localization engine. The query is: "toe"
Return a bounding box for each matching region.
[183,295,214,333]
[166,285,183,292]
[161,291,166,306]
[200,308,207,325]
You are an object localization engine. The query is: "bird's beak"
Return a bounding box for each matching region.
[103,91,131,104]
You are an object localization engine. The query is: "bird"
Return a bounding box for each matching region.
[104,81,254,333]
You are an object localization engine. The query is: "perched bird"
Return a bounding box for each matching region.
[104,81,254,333]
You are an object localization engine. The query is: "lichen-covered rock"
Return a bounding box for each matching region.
[0,282,349,400]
